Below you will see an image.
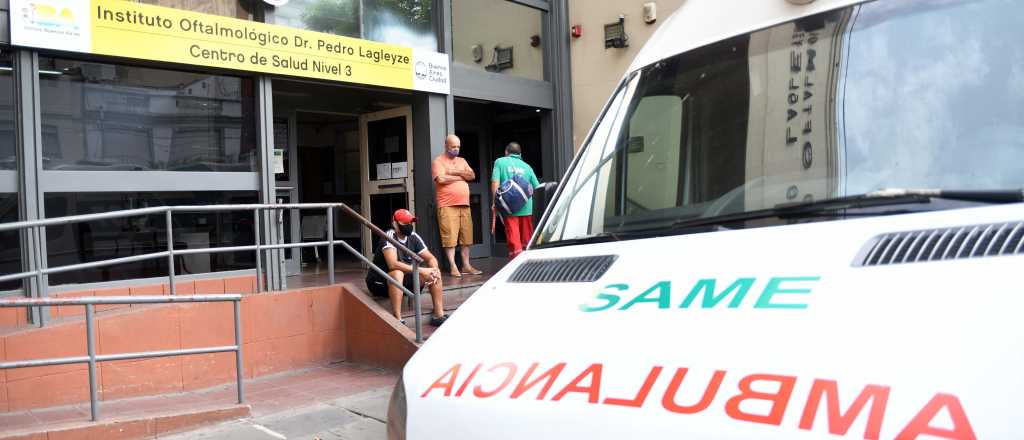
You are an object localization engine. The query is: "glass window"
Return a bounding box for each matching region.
[363,0,437,51]
[270,0,438,50]
[0,194,20,292]
[0,51,20,293]
[271,0,362,38]
[39,58,257,171]
[0,52,14,170]
[44,191,259,286]
[367,115,408,181]
[538,0,1024,246]
[136,0,255,20]
[452,0,544,81]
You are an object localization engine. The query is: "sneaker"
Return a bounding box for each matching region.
[430,314,448,326]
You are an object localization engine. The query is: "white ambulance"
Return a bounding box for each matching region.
[390,0,1024,438]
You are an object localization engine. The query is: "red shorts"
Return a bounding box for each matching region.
[504,215,534,258]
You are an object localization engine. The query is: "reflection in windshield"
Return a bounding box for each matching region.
[537,0,1024,245]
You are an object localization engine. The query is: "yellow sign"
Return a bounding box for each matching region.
[10,0,451,94]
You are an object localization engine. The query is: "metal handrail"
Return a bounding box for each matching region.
[0,202,429,342]
[0,294,243,422]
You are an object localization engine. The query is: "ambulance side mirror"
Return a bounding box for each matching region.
[532,181,559,220]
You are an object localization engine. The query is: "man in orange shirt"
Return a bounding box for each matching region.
[431,134,483,277]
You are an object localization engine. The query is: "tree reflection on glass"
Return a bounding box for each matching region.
[302,0,361,38]
[365,0,436,51]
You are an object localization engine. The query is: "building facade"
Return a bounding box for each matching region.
[567,0,683,151]
[0,0,572,323]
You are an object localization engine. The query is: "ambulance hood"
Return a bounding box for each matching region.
[404,203,1024,439]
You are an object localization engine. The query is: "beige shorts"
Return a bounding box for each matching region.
[437,206,473,248]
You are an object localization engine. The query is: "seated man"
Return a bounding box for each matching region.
[365,209,448,326]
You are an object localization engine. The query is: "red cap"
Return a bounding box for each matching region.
[393,209,417,224]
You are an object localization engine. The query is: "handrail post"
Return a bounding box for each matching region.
[233,299,244,404]
[254,209,262,293]
[166,210,176,295]
[32,225,48,327]
[85,303,99,421]
[412,260,422,343]
[277,207,286,291]
[327,207,335,285]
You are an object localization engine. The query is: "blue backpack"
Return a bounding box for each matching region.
[495,174,534,216]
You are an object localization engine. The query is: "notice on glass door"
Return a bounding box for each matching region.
[391,162,408,178]
[376,163,392,180]
[273,149,285,174]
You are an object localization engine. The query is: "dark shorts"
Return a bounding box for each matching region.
[366,275,415,298]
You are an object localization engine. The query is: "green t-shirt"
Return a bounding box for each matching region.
[491,154,540,216]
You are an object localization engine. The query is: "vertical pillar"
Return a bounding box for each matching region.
[416,0,456,260]
[543,0,575,179]
[412,93,450,261]
[14,50,48,324]
[437,0,455,133]
[255,76,282,290]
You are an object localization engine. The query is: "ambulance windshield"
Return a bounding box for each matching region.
[536,0,1024,246]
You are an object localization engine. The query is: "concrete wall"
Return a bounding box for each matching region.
[452,0,544,81]
[0,279,416,412]
[568,0,686,151]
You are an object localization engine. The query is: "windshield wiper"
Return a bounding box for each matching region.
[858,188,1024,203]
[533,224,730,249]
[536,189,1021,248]
[533,232,622,249]
[671,188,1023,230]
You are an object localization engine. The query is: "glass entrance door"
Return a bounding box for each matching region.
[273,115,301,276]
[453,130,493,258]
[359,107,415,257]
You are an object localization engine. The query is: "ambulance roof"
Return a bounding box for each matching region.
[628,0,865,73]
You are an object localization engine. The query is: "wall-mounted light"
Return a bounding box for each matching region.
[571,25,583,38]
[642,2,657,24]
[471,44,483,63]
[604,15,629,49]
[530,35,541,48]
[486,46,514,72]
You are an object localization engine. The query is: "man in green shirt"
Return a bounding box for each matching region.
[490,142,540,258]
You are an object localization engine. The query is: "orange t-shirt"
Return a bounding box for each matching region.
[432,155,471,207]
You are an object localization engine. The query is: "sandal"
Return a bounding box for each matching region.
[430,314,449,326]
[449,270,462,278]
[463,267,483,275]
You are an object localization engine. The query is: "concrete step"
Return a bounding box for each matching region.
[158,387,393,440]
[0,398,249,440]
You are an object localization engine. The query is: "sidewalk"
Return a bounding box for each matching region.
[0,362,398,440]
[160,386,393,440]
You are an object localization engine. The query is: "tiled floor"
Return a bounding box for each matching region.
[287,257,507,340]
[0,362,398,435]
[286,256,508,293]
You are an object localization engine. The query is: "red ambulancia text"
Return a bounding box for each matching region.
[420,362,976,440]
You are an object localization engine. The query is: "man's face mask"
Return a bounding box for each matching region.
[446,147,460,158]
[398,223,414,236]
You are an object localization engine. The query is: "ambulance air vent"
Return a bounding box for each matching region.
[856,221,1024,266]
[508,255,618,283]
